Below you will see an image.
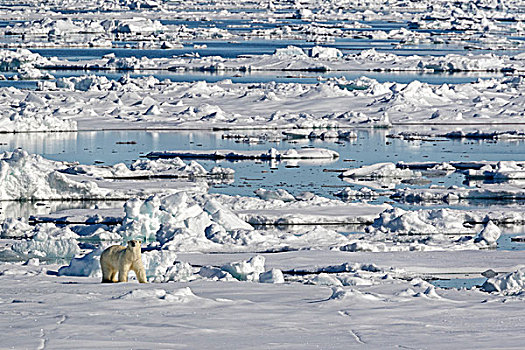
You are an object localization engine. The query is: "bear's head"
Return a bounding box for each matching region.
[127,240,142,256]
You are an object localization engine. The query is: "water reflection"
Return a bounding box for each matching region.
[0,200,123,221]
[1,131,78,156]
[2,129,525,218]
[45,68,505,85]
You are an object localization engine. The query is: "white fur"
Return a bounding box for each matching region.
[100,240,147,283]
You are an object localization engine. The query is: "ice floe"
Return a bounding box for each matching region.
[334,187,381,199]
[392,184,525,203]
[0,149,226,200]
[0,73,524,133]
[3,0,525,348]
[340,162,420,179]
[11,46,524,73]
[482,268,525,295]
[146,148,339,161]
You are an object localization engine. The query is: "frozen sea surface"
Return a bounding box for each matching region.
[2,1,525,348]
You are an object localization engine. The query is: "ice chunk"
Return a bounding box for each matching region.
[474,221,501,246]
[334,187,379,199]
[142,250,178,281]
[57,249,102,277]
[369,207,474,235]
[310,46,343,59]
[254,188,295,202]
[273,46,307,58]
[341,162,418,178]
[482,269,525,295]
[11,224,80,259]
[0,150,106,200]
[160,262,196,283]
[311,273,343,287]
[259,269,285,284]
[220,255,266,281]
[199,266,235,281]
[0,218,33,238]
[203,199,253,231]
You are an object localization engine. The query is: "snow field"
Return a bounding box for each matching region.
[0,70,525,134]
[1,0,525,347]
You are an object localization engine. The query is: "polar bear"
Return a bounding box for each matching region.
[100,240,147,283]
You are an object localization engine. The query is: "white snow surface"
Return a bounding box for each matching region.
[341,162,420,178]
[3,0,525,347]
[2,248,525,348]
[392,184,525,203]
[0,74,525,133]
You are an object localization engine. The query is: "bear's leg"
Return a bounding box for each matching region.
[109,269,118,283]
[101,261,114,283]
[132,261,147,283]
[118,263,131,282]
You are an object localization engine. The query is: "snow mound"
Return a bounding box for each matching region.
[311,273,343,287]
[259,269,285,284]
[117,287,201,303]
[119,192,253,251]
[221,255,266,281]
[482,269,525,295]
[11,223,80,260]
[255,188,295,202]
[341,162,419,178]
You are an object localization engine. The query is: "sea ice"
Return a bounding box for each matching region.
[482,269,525,295]
[0,150,219,201]
[221,255,266,281]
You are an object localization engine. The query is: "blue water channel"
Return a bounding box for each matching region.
[2,129,525,201]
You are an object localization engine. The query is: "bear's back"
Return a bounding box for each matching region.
[100,244,127,262]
